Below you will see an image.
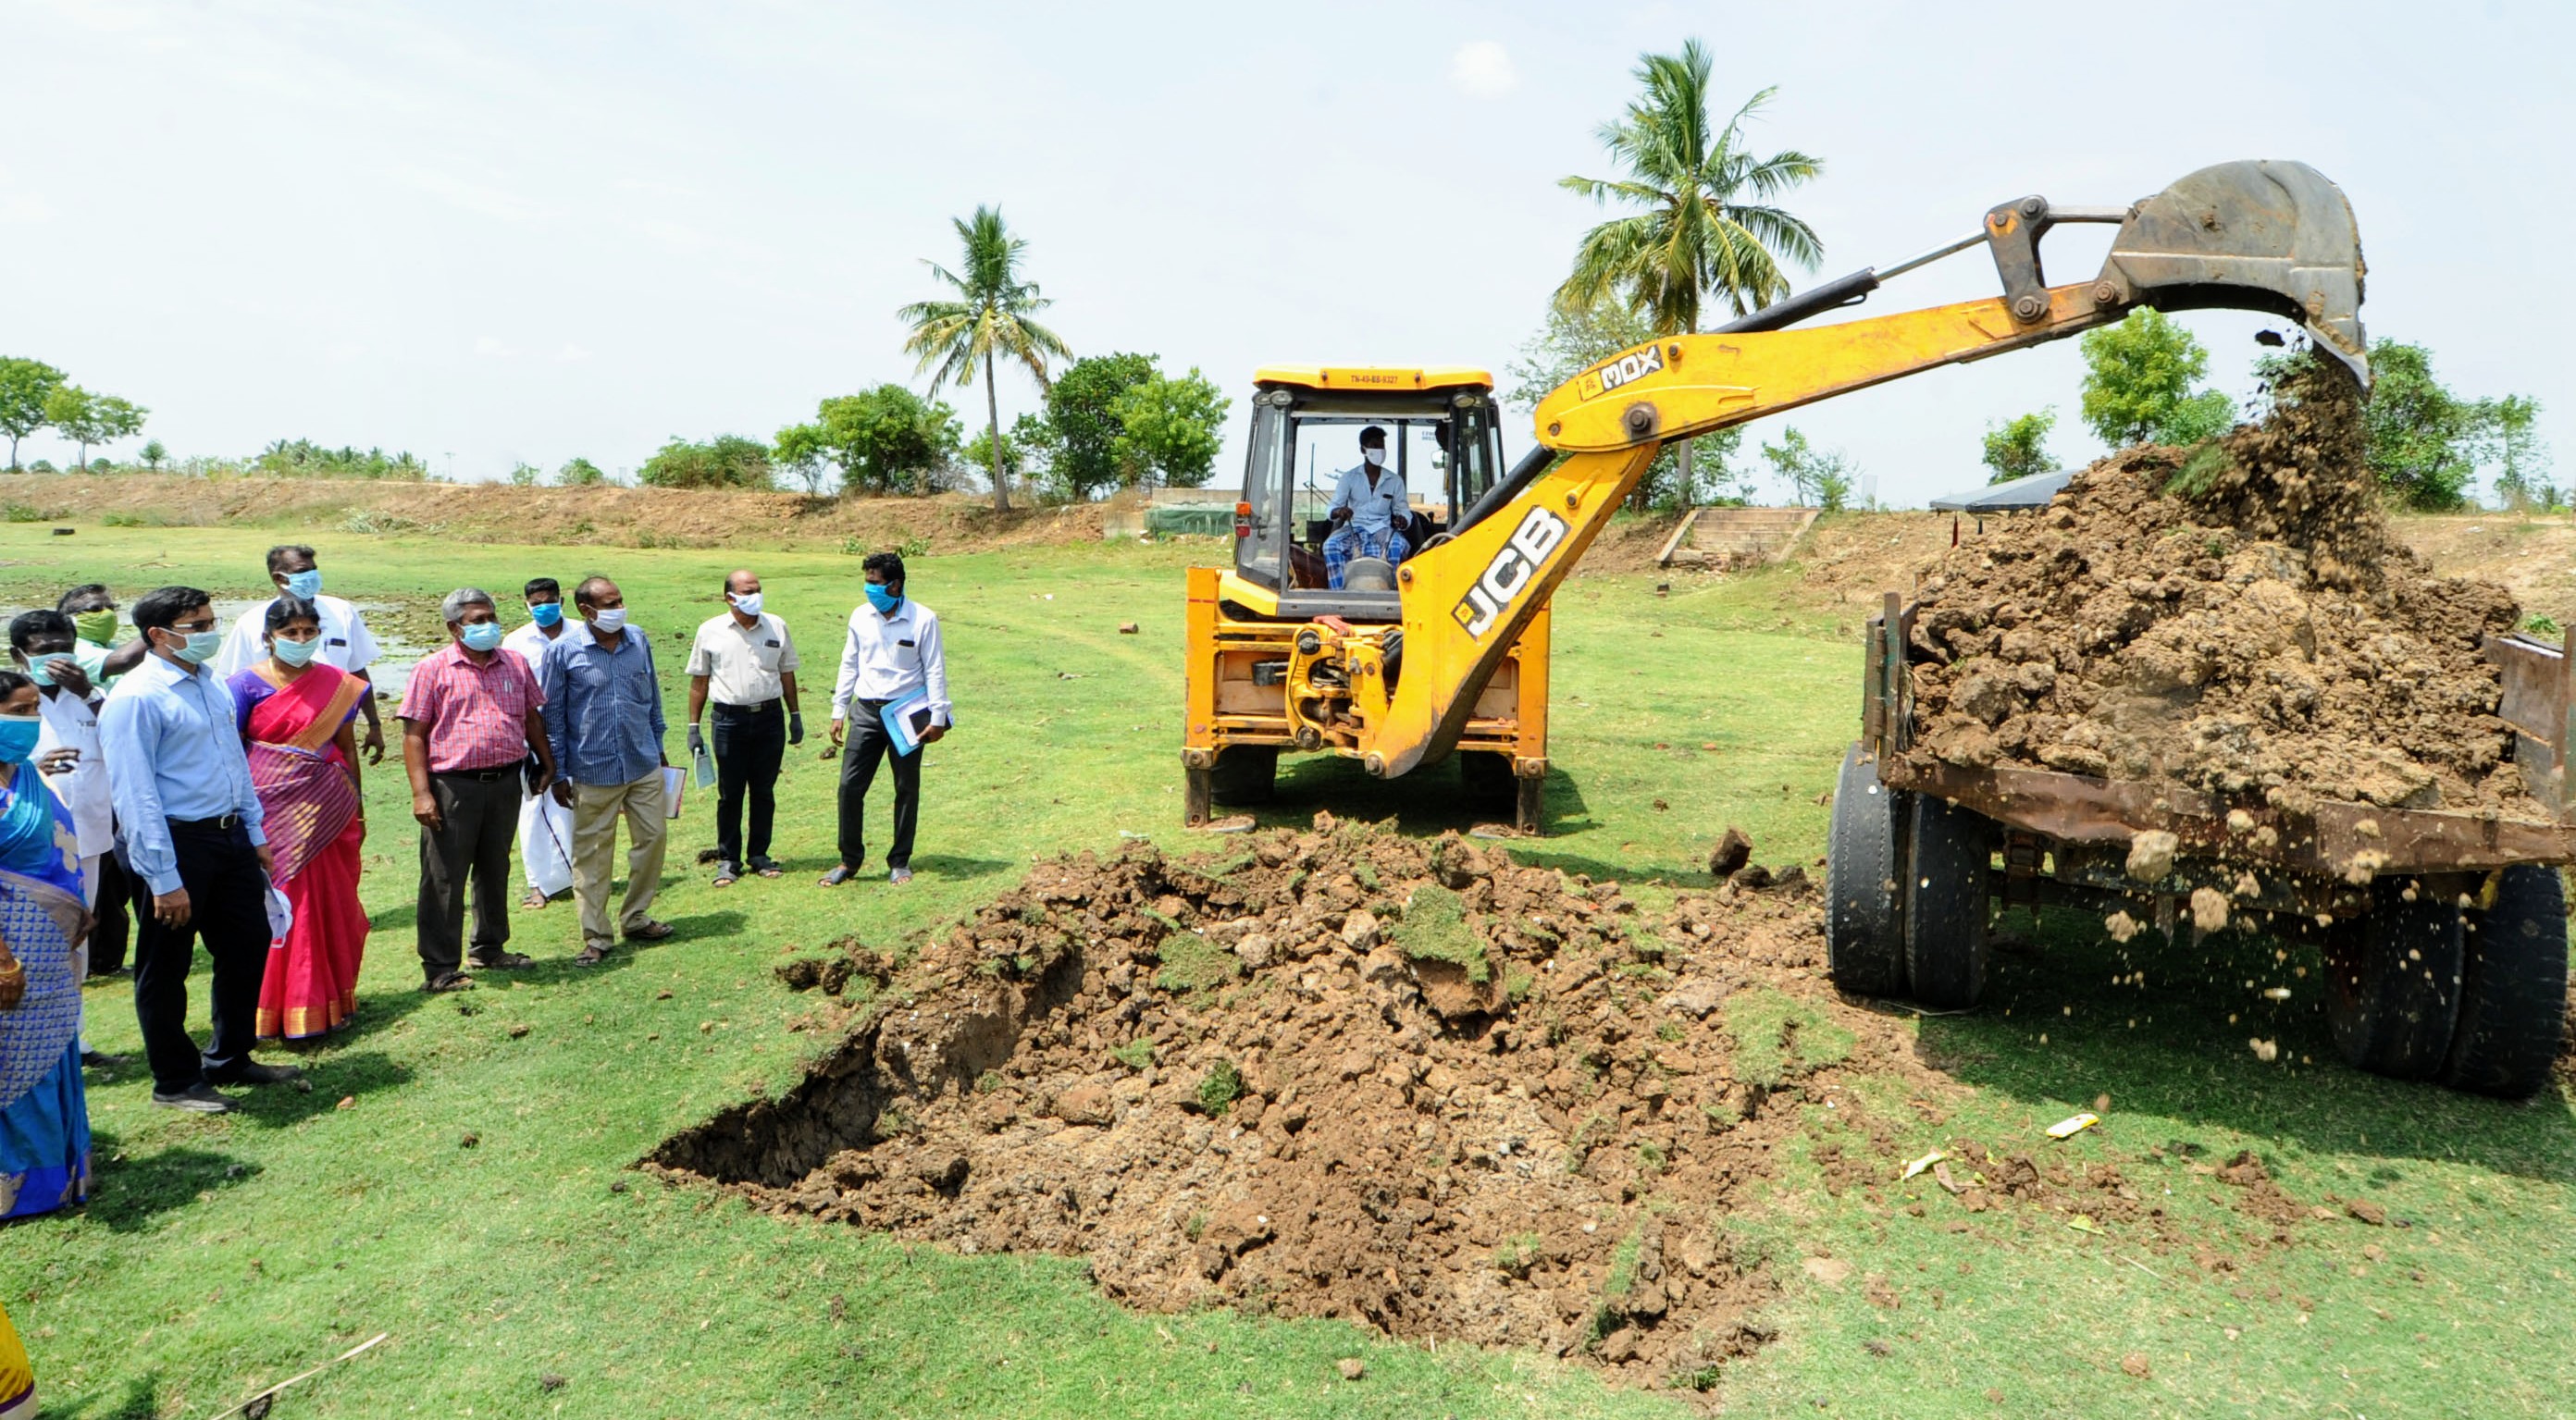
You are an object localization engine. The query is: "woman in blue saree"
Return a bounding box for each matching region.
[0,669,92,1222]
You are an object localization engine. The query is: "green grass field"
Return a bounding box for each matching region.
[1,522,2568,1418]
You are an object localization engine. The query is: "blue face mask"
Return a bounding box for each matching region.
[865,583,902,615]
[460,621,505,653]
[282,569,323,600]
[272,636,322,668]
[21,656,59,688]
[530,601,564,627]
[0,716,39,765]
[168,628,223,665]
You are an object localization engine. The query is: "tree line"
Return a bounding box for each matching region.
[0,357,152,472]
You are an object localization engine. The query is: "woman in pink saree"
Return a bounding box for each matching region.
[227,598,368,1042]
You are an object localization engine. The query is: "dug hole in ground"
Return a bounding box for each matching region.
[653,820,1900,1389]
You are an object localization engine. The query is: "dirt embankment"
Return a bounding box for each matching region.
[652,820,1928,1390]
[1894,362,2538,820]
[0,474,1106,552]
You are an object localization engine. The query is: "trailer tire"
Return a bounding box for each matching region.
[1903,794,1991,1009]
[2324,878,2465,1081]
[2440,865,2569,1099]
[1208,746,1279,806]
[1825,743,1908,997]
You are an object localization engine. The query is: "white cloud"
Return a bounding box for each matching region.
[402,167,539,224]
[553,343,593,364]
[473,335,516,359]
[1448,41,1517,98]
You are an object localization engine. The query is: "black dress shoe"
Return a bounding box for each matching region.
[151,1083,240,1113]
[220,1061,306,1087]
[81,1050,126,1069]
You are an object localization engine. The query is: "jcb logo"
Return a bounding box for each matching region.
[1452,507,1569,639]
[1576,342,1664,401]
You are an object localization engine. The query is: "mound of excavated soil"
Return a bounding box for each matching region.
[1901,361,2539,820]
[651,820,1926,1389]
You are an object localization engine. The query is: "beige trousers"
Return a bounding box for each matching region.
[569,774,669,949]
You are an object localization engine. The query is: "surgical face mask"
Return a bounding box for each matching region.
[281,569,323,600]
[460,621,505,653]
[728,591,763,618]
[1362,447,1386,469]
[864,583,901,615]
[529,600,564,628]
[20,655,61,688]
[72,611,118,644]
[0,715,38,765]
[589,607,628,633]
[272,636,322,668]
[166,626,223,665]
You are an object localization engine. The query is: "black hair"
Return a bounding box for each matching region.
[266,543,318,574]
[573,575,615,610]
[524,576,561,600]
[131,586,212,636]
[9,610,73,653]
[1358,425,1387,446]
[724,569,757,593]
[266,596,322,637]
[56,583,112,613]
[861,551,905,589]
[0,670,31,705]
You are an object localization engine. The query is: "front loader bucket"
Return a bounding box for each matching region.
[2104,159,2370,385]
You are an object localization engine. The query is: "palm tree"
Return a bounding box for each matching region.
[1558,42,1823,500]
[898,206,1071,512]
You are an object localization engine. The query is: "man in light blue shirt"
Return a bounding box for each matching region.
[97,586,301,1113]
[539,575,672,964]
[1321,426,1410,588]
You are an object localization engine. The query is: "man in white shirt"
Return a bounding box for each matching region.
[12,610,116,1064]
[502,576,576,909]
[211,544,387,763]
[1321,426,1409,589]
[685,569,804,885]
[821,552,949,887]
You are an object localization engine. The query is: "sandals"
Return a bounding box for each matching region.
[519,889,551,911]
[748,857,785,880]
[817,865,858,888]
[467,950,533,969]
[625,920,675,943]
[712,866,740,888]
[423,971,477,993]
[573,945,610,967]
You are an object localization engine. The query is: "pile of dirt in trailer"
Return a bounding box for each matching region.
[1901,361,2539,819]
[651,821,1918,1388]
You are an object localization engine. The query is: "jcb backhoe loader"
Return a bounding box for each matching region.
[1181,159,2370,831]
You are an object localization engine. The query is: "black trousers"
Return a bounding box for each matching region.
[836,698,921,871]
[712,699,786,869]
[416,770,520,982]
[130,818,272,1093]
[90,842,135,974]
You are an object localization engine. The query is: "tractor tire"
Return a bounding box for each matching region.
[2324,877,2466,1081]
[2441,865,2569,1098]
[1825,743,1908,997]
[1208,746,1279,807]
[1461,750,1516,815]
[1902,793,1992,1009]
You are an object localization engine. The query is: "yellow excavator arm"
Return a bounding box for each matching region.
[1361,159,2369,778]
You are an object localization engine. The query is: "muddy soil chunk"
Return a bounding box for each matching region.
[1707,826,1753,878]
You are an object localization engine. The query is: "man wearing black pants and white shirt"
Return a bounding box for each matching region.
[819,552,948,887]
[97,587,301,1113]
[686,569,803,886]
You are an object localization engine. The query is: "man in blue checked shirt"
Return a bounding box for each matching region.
[539,575,674,966]
[98,587,303,1114]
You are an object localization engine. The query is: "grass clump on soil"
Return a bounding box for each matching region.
[1726,986,1854,1089]
[1150,933,1239,996]
[1109,1038,1155,1070]
[1195,1058,1245,1116]
[1392,883,1489,982]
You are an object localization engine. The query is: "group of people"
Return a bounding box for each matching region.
[0,544,951,1226]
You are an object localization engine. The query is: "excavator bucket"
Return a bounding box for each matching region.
[2103,159,2370,385]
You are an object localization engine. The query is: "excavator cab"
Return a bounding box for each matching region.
[1187,365,1550,829]
[1232,368,1511,606]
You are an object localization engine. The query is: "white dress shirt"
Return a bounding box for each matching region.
[687,611,800,706]
[34,687,112,858]
[831,599,950,725]
[1328,463,1407,537]
[213,593,380,679]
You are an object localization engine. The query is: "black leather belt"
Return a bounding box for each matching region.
[169,812,247,831]
[434,766,517,782]
[712,698,781,714]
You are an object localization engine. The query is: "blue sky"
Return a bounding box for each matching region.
[5,0,2566,506]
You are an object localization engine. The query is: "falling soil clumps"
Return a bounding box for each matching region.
[653,819,1918,1388]
[1901,360,2539,820]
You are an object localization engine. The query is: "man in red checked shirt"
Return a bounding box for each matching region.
[398,587,558,992]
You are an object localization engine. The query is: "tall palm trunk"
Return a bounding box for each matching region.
[982,349,1011,512]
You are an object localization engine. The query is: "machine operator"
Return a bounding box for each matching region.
[1321,426,1409,589]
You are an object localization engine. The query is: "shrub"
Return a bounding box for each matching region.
[638,435,773,490]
